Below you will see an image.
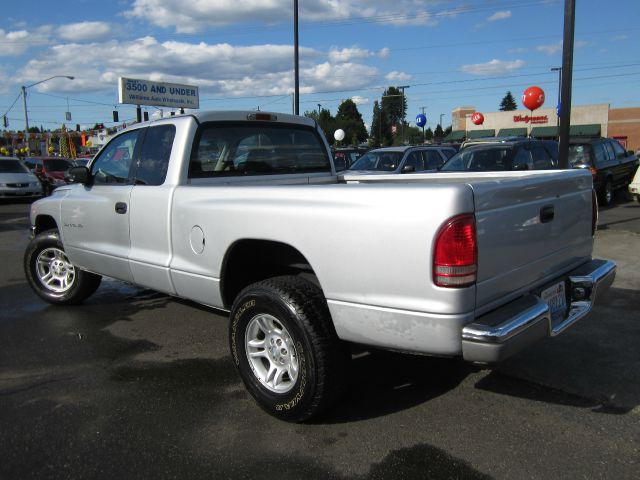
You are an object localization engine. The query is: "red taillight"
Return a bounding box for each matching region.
[433,214,477,288]
[592,189,598,236]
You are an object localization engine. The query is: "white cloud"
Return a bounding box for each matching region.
[328,47,372,63]
[487,11,511,21]
[536,41,562,55]
[0,28,50,56]
[378,48,390,58]
[126,0,444,32]
[508,47,527,54]
[57,22,112,41]
[385,71,411,82]
[461,59,525,75]
[351,95,369,106]
[16,36,378,98]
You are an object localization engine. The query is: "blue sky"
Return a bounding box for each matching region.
[2,0,639,133]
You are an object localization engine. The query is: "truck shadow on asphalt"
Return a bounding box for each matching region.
[5,278,637,425]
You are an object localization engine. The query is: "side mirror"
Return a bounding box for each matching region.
[68,166,91,184]
[401,164,416,173]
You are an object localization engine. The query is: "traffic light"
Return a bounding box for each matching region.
[2,115,7,128]
[113,110,119,122]
[76,124,80,132]
[143,111,149,121]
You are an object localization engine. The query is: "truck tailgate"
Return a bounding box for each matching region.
[342,169,595,314]
[470,170,594,313]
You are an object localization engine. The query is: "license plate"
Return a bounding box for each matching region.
[541,281,567,322]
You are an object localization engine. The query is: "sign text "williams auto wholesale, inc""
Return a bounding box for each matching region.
[118,77,200,110]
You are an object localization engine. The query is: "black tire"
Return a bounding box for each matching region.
[600,178,614,206]
[229,275,349,422]
[24,229,102,305]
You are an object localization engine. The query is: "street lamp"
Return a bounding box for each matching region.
[551,67,562,135]
[22,75,74,133]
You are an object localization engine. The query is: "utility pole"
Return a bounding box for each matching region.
[558,0,575,169]
[440,113,445,130]
[317,104,321,116]
[293,0,300,115]
[421,106,426,143]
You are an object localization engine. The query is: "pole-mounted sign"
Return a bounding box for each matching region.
[118,77,199,110]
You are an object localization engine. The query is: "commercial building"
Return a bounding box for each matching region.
[446,104,640,151]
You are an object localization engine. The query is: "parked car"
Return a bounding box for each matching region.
[346,145,456,174]
[439,139,559,172]
[627,160,640,202]
[332,147,367,171]
[22,156,74,195]
[568,138,638,206]
[0,157,42,199]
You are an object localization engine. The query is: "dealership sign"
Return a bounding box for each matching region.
[513,114,548,124]
[118,77,199,109]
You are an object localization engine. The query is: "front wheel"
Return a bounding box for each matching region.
[24,229,102,305]
[229,276,349,422]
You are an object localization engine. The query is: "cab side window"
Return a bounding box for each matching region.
[610,140,626,159]
[512,148,533,170]
[531,146,553,169]
[404,151,424,171]
[91,130,142,184]
[134,125,176,186]
[592,143,607,167]
[603,142,616,161]
[424,150,444,170]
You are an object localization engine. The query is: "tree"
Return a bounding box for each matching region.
[425,127,434,142]
[500,91,518,111]
[317,108,337,145]
[335,99,367,145]
[434,124,445,139]
[381,86,406,138]
[370,100,390,147]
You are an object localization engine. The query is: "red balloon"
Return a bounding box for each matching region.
[471,112,484,125]
[522,86,545,111]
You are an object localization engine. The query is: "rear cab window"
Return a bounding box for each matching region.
[189,122,331,177]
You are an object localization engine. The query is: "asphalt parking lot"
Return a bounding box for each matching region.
[0,194,638,479]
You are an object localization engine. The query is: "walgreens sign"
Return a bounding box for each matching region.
[513,114,549,124]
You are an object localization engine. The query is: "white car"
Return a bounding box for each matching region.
[629,163,640,202]
[0,157,42,199]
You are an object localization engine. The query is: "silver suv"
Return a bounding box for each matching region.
[346,145,456,174]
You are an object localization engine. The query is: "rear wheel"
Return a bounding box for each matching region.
[24,229,102,304]
[229,276,349,422]
[600,178,614,206]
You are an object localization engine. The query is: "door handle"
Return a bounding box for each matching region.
[540,205,554,223]
[115,202,128,214]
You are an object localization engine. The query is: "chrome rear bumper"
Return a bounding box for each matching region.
[461,259,616,363]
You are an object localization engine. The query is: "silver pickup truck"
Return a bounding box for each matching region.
[23,111,616,421]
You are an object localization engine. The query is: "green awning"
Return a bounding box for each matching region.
[444,130,466,141]
[497,127,527,137]
[569,124,601,137]
[530,126,558,138]
[467,129,495,139]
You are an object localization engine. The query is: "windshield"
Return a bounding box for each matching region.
[0,160,30,174]
[440,147,511,171]
[43,159,72,171]
[348,151,403,171]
